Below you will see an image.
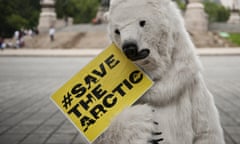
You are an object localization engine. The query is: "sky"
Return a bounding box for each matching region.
[220,0,240,9]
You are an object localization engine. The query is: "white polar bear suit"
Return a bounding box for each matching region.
[93,0,225,144]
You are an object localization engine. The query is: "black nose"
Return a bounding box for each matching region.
[122,42,138,58]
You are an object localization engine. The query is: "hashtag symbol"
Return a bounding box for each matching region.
[62,92,73,110]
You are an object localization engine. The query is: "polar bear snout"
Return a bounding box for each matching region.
[122,41,150,61]
[122,42,138,59]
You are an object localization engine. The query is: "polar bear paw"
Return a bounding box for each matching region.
[148,122,164,144]
[98,104,163,144]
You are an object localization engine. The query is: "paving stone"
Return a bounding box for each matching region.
[218,111,237,126]
[0,112,15,122]
[44,112,66,125]
[19,112,54,125]
[0,112,35,126]
[55,121,78,134]
[7,124,37,134]
[223,130,236,144]
[72,133,88,144]
[0,134,26,144]
[224,126,240,144]
[0,56,239,144]
[20,134,49,144]
[33,124,59,135]
[45,133,75,144]
[0,125,11,134]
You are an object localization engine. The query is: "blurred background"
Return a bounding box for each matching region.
[0,0,240,50]
[0,1,240,144]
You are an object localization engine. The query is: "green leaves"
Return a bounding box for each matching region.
[0,0,40,37]
[55,0,100,23]
[0,0,100,37]
[203,1,230,22]
[6,14,28,30]
[228,33,240,46]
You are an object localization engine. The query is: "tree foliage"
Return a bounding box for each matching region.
[0,0,40,38]
[203,1,230,22]
[0,0,100,37]
[175,0,187,11]
[55,0,100,23]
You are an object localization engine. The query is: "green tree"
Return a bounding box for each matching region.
[203,1,230,22]
[0,0,40,37]
[55,0,69,18]
[55,0,100,23]
[175,0,186,11]
[7,14,28,30]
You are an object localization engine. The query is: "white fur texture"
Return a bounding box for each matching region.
[93,0,225,144]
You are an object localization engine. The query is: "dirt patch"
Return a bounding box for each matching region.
[190,32,236,48]
[21,31,109,49]
[74,31,110,48]
[22,32,85,49]
[61,33,85,48]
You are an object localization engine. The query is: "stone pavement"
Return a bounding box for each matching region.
[0,56,240,144]
[0,57,92,144]
[1,47,240,57]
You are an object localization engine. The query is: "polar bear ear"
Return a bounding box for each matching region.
[103,12,109,23]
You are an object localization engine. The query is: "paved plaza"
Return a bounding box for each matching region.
[0,56,240,144]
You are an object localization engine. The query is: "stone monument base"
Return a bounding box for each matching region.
[184,2,208,34]
[228,11,240,24]
[38,12,56,31]
[38,0,57,32]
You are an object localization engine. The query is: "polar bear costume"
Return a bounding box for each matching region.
[93,0,225,144]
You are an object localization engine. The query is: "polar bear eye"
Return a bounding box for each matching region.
[115,29,121,35]
[139,20,146,27]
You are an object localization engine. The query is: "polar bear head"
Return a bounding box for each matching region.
[108,0,197,79]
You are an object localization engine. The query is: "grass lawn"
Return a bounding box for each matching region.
[228,33,240,46]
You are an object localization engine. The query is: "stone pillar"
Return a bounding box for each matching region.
[184,0,208,34]
[38,0,57,31]
[228,0,240,24]
[228,11,240,24]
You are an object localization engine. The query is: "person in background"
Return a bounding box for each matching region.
[49,26,55,42]
[14,30,20,48]
[18,30,25,48]
[0,37,6,50]
[0,37,3,50]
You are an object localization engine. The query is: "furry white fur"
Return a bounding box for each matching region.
[93,0,225,144]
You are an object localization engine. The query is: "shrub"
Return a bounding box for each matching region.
[0,0,40,38]
[203,1,230,22]
[56,0,100,23]
[228,33,240,46]
[6,14,28,30]
[175,0,186,11]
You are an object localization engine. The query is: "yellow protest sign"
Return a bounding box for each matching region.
[51,44,153,143]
